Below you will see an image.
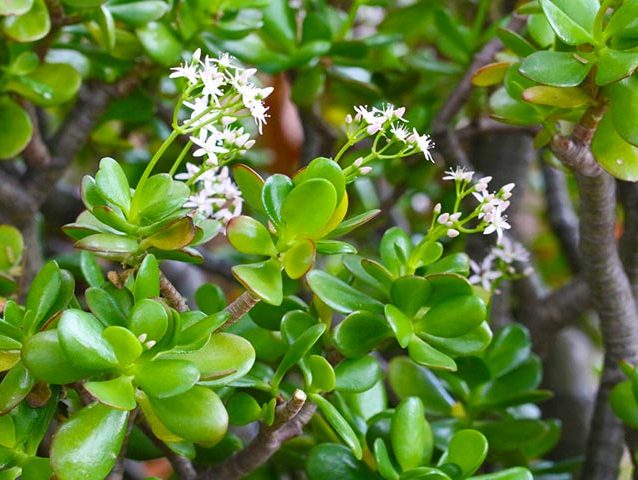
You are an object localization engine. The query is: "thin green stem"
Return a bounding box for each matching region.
[169,140,193,176]
[337,0,363,40]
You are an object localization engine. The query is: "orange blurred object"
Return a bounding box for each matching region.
[261,73,303,175]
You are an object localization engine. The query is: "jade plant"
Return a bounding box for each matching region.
[0,49,552,480]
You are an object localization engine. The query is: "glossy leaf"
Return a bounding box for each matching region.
[391,397,432,470]
[333,311,393,357]
[103,326,143,366]
[438,429,488,477]
[408,336,457,371]
[51,404,128,480]
[25,260,61,329]
[7,63,81,107]
[262,173,293,227]
[334,356,381,393]
[592,113,638,181]
[0,96,32,160]
[22,331,91,384]
[272,323,325,388]
[107,0,169,27]
[283,239,315,279]
[310,394,362,459]
[384,304,413,348]
[58,309,118,370]
[596,49,638,86]
[611,380,638,428]
[141,217,195,251]
[86,287,127,327]
[415,295,486,338]
[128,298,168,341]
[519,51,592,87]
[148,386,228,445]
[610,77,638,147]
[380,227,412,276]
[135,359,200,398]
[233,164,265,214]
[227,216,276,256]
[135,254,160,301]
[0,363,35,415]
[232,258,283,305]
[388,357,454,415]
[0,0,32,15]
[471,62,510,87]
[281,178,337,239]
[172,333,255,387]
[539,0,595,45]
[308,354,336,392]
[307,443,379,480]
[522,85,591,108]
[390,276,431,318]
[85,376,136,411]
[136,22,182,66]
[3,0,50,42]
[307,270,383,314]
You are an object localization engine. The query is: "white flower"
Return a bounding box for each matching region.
[483,206,511,243]
[178,166,243,225]
[191,130,229,166]
[492,237,530,264]
[169,49,201,85]
[408,129,435,162]
[442,166,474,182]
[391,123,410,143]
[469,255,501,291]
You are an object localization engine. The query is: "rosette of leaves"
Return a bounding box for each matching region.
[307,395,534,480]
[0,254,255,479]
[0,225,24,296]
[227,157,379,305]
[386,325,563,476]
[64,157,221,265]
[474,0,638,180]
[307,226,490,372]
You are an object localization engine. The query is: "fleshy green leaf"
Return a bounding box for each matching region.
[539,0,595,45]
[232,258,283,305]
[592,113,638,181]
[307,270,383,314]
[310,393,362,459]
[519,51,592,87]
[334,356,381,393]
[85,376,136,410]
[227,216,276,256]
[272,323,325,388]
[2,0,50,42]
[58,309,118,370]
[282,239,315,279]
[51,403,128,480]
[147,386,228,445]
[281,178,337,239]
[22,331,92,384]
[414,295,486,338]
[6,63,81,106]
[408,336,457,371]
[333,311,393,357]
[135,359,200,398]
[0,96,32,160]
[438,429,488,477]
[391,397,433,470]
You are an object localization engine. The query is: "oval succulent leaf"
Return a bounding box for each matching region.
[51,404,128,480]
[227,215,277,256]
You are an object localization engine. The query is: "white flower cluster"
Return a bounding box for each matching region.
[170,49,272,166]
[469,237,531,292]
[175,163,243,225]
[346,104,435,162]
[442,167,514,243]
